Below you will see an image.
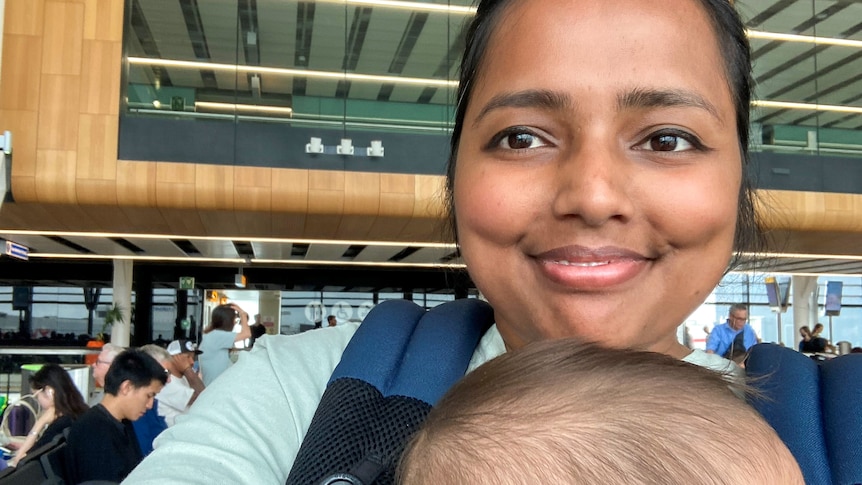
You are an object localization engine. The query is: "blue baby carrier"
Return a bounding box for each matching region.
[288,299,862,485]
[746,344,862,485]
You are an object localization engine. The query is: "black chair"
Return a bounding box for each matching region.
[0,430,68,485]
[0,459,44,484]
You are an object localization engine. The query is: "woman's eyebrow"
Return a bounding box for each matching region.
[473,89,574,126]
[617,87,723,123]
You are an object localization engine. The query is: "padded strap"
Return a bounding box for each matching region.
[821,354,862,484]
[329,298,494,405]
[288,298,495,484]
[329,299,425,391]
[746,343,832,485]
[388,298,494,405]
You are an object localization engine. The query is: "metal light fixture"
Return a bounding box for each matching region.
[337,138,354,155]
[367,140,384,157]
[306,137,324,154]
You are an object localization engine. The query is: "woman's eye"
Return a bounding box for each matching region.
[491,128,548,150]
[636,130,703,152]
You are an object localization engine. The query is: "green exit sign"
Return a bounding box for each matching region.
[179,276,195,290]
[171,96,185,111]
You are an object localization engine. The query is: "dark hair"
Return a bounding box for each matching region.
[207,304,237,333]
[445,0,765,267]
[30,363,89,419]
[104,349,168,395]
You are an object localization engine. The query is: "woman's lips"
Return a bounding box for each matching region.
[532,245,652,290]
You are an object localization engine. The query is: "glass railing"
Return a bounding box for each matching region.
[121,0,862,160]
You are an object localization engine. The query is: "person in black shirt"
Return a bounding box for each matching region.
[65,349,168,483]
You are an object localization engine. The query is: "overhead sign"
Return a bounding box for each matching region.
[179,276,195,290]
[4,240,29,260]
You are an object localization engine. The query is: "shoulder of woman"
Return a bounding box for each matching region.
[254,322,360,357]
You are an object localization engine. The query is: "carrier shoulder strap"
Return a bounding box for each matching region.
[286,298,495,485]
[747,344,862,485]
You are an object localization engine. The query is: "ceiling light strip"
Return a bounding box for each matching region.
[746,29,862,48]
[128,57,458,88]
[0,229,456,249]
[25,252,465,268]
[251,258,465,269]
[195,101,293,115]
[27,253,248,263]
[751,100,862,114]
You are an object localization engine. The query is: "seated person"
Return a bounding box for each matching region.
[89,343,126,406]
[144,341,205,426]
[398,339,803,485]
[8,364,89,466]
[65,349,167,483]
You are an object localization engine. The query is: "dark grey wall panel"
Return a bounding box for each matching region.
[751,151,862,195]
[119,115,449,175]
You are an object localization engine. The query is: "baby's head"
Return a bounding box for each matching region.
[399,339,802,485]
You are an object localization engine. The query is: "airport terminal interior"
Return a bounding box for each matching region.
[1,0,862,456]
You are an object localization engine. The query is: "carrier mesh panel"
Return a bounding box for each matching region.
[286,378,432,485]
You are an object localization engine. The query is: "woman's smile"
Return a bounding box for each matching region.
[531,245,654,290]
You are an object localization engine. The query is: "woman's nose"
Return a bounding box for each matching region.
[551,143,634,226]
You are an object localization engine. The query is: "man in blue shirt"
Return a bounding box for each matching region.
[706,304,760,360]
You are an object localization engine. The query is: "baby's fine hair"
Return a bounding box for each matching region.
[399,339,795,485]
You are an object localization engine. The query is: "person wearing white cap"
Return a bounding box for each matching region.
[155,339,206,427]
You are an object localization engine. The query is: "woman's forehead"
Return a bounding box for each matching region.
[472,0,732,117]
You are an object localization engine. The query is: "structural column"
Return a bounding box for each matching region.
[792,275,818,349]
[111,259,133,347]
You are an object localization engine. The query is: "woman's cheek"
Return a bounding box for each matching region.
[652,169,739,245]
[455,169,522,243]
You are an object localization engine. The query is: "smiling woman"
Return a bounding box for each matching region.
[123,1,772,483]
[449,0,764,357]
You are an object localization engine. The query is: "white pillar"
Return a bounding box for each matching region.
[111,259,133,347]
[792,275,818,349]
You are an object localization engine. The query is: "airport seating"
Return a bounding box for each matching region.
[747,343,862,485]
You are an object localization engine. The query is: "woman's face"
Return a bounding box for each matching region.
[455,0,741,355]
[35,386,54,410]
